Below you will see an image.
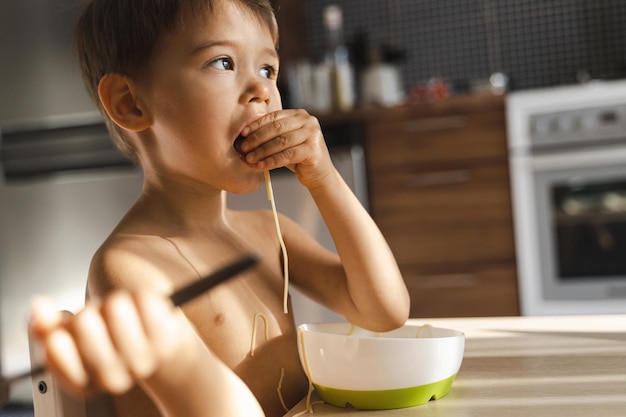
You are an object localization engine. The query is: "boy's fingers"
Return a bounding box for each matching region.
[102,292,156,380]
[242,109,296,137]
[243,110,324,154]
[29,296,65,337]
[30,291,188,396]
[43,328,90,395]
[240,110,305,150]
[29,297,95,397]
[71,305,133,394]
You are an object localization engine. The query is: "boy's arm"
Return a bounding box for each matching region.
[241,109,410,331]
[283,168,410,332]
[142,326,265,417]
[308,167,409,329]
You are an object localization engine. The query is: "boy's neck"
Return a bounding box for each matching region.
[138,175,229,231]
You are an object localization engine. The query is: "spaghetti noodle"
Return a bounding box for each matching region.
[415,324,432,338]
[249,313,269,357]
[264,170,289,314]
[293,327,324,416]
[276,367,289,412]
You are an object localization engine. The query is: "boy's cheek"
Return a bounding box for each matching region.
[270,91,283,111]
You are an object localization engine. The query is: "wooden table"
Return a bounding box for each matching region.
[285,315,626,417]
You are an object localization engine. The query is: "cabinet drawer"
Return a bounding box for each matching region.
[381,216,515,265]
[370,161,512,219]
[403,262,520,317]
[365,109,507,169]
[370,162,516,264]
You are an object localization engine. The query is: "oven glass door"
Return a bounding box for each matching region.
[533,151,626,301]
[553,179,626,278]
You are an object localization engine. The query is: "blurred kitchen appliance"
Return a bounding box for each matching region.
[0,0,96,127]
[507,80,626,315]
[1,0,139,408]
[0,119,143,404]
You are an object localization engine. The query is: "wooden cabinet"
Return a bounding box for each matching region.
[270,0,308,75]
[363,95,520,317]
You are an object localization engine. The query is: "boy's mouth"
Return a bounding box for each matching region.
[233,134,246,155]
[234,114,266,156]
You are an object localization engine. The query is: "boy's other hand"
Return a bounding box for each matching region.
[28,291,194,398]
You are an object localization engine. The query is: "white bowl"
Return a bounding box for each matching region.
[297,322,465,410]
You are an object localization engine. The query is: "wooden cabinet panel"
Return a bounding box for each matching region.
[361,95,520,317]
[381,219,515,266]
[370,162,512,221]
[370,162,516,264]
[403,262,520,318]
[366,110,508,169]
[271,0,308,62]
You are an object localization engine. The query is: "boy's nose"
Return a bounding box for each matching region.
[242,77,271,105]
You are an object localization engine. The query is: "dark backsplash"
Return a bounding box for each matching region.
[304,0,626,92]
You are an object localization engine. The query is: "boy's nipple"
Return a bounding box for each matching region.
[214,312,226,326]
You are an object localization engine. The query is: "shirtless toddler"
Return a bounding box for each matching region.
[28,1,410,416]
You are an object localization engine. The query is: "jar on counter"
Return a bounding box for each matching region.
[322,4,356,112]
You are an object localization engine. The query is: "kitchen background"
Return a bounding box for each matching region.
[301,0,626,92]
[2,0,626,410]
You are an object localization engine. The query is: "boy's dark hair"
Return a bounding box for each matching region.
[74,0,278,161]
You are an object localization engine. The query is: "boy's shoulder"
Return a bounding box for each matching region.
[86,233,184,299]
[85,208,303,299]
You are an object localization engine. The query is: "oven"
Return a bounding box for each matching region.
[507,80,626,315]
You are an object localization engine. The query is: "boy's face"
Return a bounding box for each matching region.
[136,0,281,193]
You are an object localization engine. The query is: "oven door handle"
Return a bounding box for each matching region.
[528,146,626,171]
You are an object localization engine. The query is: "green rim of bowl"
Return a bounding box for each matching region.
[313,374,457,410]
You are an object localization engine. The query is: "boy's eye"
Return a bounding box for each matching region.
[209,57,234,71]
[260,65,278,79]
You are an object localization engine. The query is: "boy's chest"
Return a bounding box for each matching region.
[182,266,295,366]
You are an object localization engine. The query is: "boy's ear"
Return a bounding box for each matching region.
[98,73,151,131]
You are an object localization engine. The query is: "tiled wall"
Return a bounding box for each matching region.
[304,0,626,92]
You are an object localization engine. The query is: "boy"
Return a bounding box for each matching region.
[29,0,410,416]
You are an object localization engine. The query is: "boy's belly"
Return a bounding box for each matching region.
[234,326,308,416]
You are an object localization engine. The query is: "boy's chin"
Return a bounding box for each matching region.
[228,177,264,195]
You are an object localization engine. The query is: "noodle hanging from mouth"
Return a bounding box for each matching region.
[264,170,289,314]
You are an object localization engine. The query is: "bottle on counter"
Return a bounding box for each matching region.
[360,46,405,107]
[322,4,355,112]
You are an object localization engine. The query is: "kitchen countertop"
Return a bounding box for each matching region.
[316,93,505,126]
[285,315,626,417]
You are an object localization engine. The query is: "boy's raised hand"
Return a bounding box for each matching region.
[238,109,335,190]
